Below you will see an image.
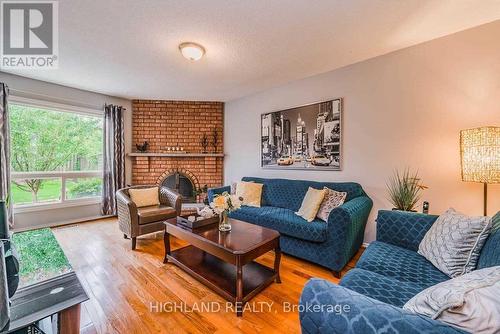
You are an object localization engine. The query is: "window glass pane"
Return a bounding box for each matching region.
[65,177,102,200]
[9,104,103,172]
[11,178,62,205]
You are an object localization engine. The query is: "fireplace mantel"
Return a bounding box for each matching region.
[128,152,225,158]
[128,152,224,173]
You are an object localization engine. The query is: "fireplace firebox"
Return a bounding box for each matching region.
[160,172,196,203]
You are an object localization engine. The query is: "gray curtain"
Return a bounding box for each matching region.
[0,84,12,228]
[101,104,125,215]
[0,243,9,331]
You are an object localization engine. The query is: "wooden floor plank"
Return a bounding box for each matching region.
[52,218,362,333]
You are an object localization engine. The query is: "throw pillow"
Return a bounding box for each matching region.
[403,266,500,334]
[128,187,160,208]
[231,180,253,195]
[235,181,263,207]
[295,187,326,222]
[418,208,492,278]
[316,187,347,221]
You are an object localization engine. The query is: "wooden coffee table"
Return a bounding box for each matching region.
[163,218,281,316]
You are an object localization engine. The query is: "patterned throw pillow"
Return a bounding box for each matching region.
[418,208,492,278]
[316,187,347,221]
[404,266,500,334]
[230,182,237,195]
[295,187,326,222]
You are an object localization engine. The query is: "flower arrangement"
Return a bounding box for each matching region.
[210,192,242,231]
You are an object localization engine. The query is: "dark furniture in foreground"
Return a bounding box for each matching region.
[208,177,373,277]
[116,185,182,249]
[2,272,88,334]
[299,210,500,334]
[164,218,281,316]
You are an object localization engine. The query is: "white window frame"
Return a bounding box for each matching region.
[9,96,104,213]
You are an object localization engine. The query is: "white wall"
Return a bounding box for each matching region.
[0,72,132,230]
[225,20,500,243]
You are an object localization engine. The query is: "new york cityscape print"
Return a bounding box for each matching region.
[261,98,342,170]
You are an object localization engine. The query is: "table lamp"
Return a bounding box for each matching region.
[460,126,500,216]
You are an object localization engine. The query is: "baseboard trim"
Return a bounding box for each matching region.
[12,214,115,232]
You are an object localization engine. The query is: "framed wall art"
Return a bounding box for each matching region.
[261,98,342,170]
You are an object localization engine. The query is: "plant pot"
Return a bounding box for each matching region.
[391,208,417,212]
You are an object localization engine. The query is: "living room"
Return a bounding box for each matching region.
[0,1,499,333]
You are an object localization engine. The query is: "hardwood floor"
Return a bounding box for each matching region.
[52,218,363,334]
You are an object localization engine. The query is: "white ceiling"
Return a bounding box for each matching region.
[4,0,500,101]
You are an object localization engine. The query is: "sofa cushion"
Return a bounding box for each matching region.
[235,181,263,207]
[258,207,328,242]
[241,177,365,211]
[357,241,449,288]
[137,205,176,224]
[341,268,423,307]
[300,278,467,334]
[129,187,159,208]
[317,187,346,221]
[418,208,492,278]
[228,206,263,225]
[296,187,326,222]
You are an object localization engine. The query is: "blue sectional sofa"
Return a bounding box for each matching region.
[299,209,500,334]
[208,177,373,276]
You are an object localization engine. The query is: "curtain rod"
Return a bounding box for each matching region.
[9,88,111,111]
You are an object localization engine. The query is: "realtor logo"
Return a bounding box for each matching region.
[1,1,58,69]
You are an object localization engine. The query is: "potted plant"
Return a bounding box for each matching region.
[386,168,427,212]
[193,185,209,205]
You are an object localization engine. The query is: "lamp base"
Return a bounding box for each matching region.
[483,182,487,216]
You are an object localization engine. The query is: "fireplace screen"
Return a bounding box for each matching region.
[161,173,196,203]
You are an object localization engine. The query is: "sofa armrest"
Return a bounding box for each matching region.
[376,210,438,251]
[207,185,231,203]
[326,196,373,268]
[299,278,467,334]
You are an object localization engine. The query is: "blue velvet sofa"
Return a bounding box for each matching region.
[299,210,500,334]
[208,177,373,276]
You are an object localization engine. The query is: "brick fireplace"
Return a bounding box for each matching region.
[130,100,224,203]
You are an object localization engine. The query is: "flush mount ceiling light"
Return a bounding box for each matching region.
[179,42,205,61]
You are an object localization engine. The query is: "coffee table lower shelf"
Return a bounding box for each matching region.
[167,245,277,305]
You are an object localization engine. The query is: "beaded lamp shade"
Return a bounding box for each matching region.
[460,126,500,183]
[460,126,499,216]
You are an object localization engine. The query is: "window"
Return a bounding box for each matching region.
[9,101,103,210]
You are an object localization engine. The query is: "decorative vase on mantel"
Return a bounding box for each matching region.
[218,211,231,232]
[200,134,209,154]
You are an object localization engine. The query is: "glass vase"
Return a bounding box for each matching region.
[218,211,231,232]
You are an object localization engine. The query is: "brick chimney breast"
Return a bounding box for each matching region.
[131,100,224,203]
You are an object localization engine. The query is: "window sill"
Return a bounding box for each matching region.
[13,198,101,214]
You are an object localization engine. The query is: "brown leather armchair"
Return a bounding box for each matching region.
[116,185,182,250]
